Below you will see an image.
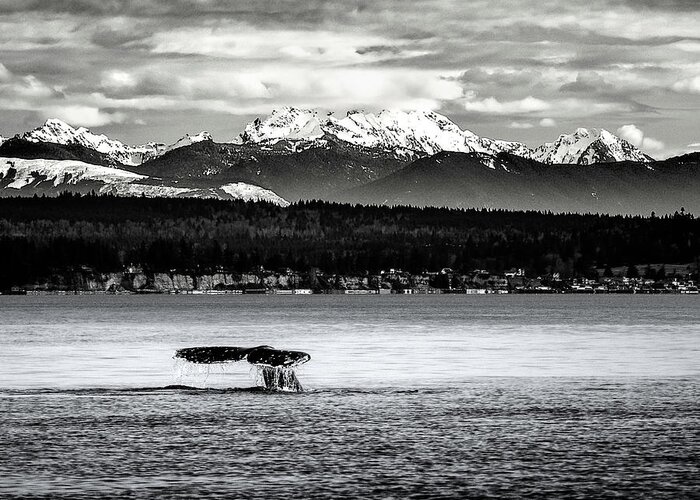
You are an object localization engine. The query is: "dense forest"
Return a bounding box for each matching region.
[0,193,698,289]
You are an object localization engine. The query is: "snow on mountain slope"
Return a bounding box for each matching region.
[13,114,653,172]
[240,108,323,144]
[101,181,288,205]
[219,182,289,205]
[237,107,533,159]
[0,136,6,147]
[532,128,652,165]
[19,119,143,166]
[18,119,211,166]
[167,131,213,150]
[0,157,146,189]
[237,108,656,164]
[0,157,288,205]
[328,110,493,156]
[136,131,213,163]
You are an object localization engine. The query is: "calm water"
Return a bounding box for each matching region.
[1,295,699,498]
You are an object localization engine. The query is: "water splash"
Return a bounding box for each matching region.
[173,358,304,392]
[254,365,304,392]
[173,358,231,387]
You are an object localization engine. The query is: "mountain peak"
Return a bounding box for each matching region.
[573,127,594,136]
[15,119,216,166]
[166,131,213,152]
[598,129,618,143]
[238,107,525,158]
[190,131,212,142]
[35,118,102,142]
[240,107,323,144]
[533,127,651,165]
[24,119,108,146]
[43,118,72,128]
[9,112,655,170]
[29,118,79,138]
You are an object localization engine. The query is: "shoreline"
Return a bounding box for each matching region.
[3,268,697,296]
[4,288,698,296]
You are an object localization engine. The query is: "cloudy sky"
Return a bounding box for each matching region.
[0,0,698,157]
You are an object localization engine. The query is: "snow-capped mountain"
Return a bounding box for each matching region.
[0,157,288,205]
[19,119,142,165]
[0,135,6,147]
[132,132,215,165]
[102,180,288,205]
[166,131,213,151]
[532,128,652,165]
[1,156,147,188]
[240,108,324,144]
[238,108,654,164]
[18,119,211,166]
[238,107,532,158]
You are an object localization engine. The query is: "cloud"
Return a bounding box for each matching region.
[617,124,665,153]
[560,72,614,93]
[459,68,543,88]
[640,136,665,152]
[101,70,137,91]
[100,69,187,98]
[669,41,700,53]
[672,76,700,94]
[0,63,11,82]
[0,0,698,149]
[463,96,550,115]
[617,124,644,146]
[614,0,700,11]
[13,75,62,98]
[41,105,126,127]
[0,0,350,23]
[509,121,534,129]
[91,67,464,116]
[90,19,151,48]
[0,69,63,100]
[147,27,404,65]
[531,4,700,41]
[451,93,631,124]
[0,14,90,51]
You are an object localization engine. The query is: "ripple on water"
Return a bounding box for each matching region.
[1,378,699,498]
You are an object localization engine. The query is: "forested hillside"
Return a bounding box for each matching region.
[0,194,698,289]
[346,151,700,214]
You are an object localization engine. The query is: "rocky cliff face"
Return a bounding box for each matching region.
[20,270,302,293]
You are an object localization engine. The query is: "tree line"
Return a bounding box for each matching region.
[0,193,698,289]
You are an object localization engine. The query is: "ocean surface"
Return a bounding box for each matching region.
[1,295,698,498]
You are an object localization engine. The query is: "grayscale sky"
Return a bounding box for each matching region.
[0,0,698,158]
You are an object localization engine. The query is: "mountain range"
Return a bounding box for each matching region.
[0,157,288,205]
[12,118,212,166]
[0,108,697,214]
[236,108,651,165]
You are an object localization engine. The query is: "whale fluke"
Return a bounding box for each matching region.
[174,345,310,367]
[245,346,311,367]
[174,345,310,392]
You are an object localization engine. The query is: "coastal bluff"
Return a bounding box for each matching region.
[18,269,301,294]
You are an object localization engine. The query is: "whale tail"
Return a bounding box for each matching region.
[174,345,310,392]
